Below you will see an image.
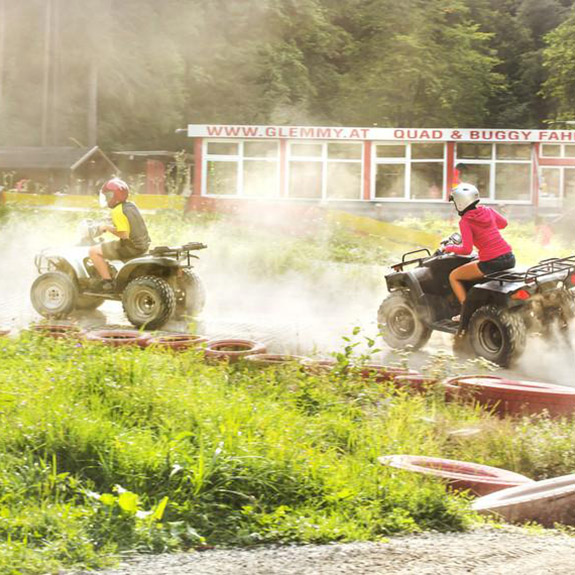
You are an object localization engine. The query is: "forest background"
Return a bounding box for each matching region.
[2,0,575,151]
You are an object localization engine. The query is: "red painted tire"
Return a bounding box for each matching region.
[29,322,84,339]
[85,329,150,347]
[444,375,575,417]
[244,353,307,367]
[392,374,438,393]
[204,339,267,363]
[472,473,575,526]
[0,327,11,337]
[141,333,209,351]
[378,455,534,496]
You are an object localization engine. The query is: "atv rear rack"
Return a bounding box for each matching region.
[149,242,207,267]
[486,255,575,285]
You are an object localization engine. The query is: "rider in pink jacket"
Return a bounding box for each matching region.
[443,183,515,319]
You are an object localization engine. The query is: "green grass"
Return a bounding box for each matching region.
[1,334,575,573]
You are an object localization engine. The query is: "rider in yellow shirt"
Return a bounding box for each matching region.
[88,178,150,292]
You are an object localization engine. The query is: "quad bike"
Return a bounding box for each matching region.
[30,219,207,330]
[378,233,575,367]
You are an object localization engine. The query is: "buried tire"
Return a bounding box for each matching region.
[122,276,175,330]
[468,305,526,367]
[378,292,432,350]
[30,271,78,319]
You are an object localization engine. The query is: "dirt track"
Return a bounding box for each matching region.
[71,527,575,575]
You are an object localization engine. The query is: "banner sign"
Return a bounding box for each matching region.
[187,124,575,143]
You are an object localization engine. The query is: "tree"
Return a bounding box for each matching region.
[542,10,575,121]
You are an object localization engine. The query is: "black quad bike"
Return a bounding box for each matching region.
[378,234,575,367]
[30,220,207,330]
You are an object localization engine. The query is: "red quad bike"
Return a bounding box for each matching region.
[30,220,207,330]
[378,233,575,367]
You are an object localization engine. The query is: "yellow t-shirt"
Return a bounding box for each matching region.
[111,204,130,235]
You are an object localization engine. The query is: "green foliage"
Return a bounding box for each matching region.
[2,0,574,150]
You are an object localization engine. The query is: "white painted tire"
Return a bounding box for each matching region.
[472,473,575,526]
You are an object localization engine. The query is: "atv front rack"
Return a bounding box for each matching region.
[486,255,575,285]
[149,242,207,266]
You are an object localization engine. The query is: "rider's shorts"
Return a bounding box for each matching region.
[478,252,515,275]
[101,239,145,261]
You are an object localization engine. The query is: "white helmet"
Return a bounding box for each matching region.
[450,183,479,213]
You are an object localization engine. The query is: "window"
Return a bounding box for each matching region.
[206,161,237,195]
[456,143,531,202]
[204,140,279,197]
[540,168,560,200]
[373,142,444,200]
[375,164,405,198]
[495,163,531,201]
[496,144,530,160]
[289,162,323,199]
[541,144,561,158]
[288,141,363,200]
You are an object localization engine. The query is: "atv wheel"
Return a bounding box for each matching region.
[75,294,105,311]
[175,269,206,318]
[122,276,175,330]
[468,305,526,367]
[30,271,78,318]
[378,292,432,350]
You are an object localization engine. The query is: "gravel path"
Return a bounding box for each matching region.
[72,528,575,575]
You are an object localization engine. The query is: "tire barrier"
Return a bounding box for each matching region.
[472,473,575,526]
[204,339,267,363]
[141,333,209,351]
[84,329,151,347]
[378,455,534,497]
[29,322,84,339]
[444,375,575,418]
[0,327,11,337]
[243,353,307,367]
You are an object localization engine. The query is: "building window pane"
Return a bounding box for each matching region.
[495,164,531,201]
[410,163,444,200]
[457,164,491,197]
[328,143,362,160]
[457,143,492,159]
[375,164,405,198]
[565,145,575,158]
[207,161,237,195]
[289,162,323,198]
[565,169,575,199]
[326,163,362,199]
[541,144,561,158]
[244,141,278,158]
[376,144,406,158]
[411,143,444,160]
[540,168,561,199]
[496,144,530,160]
[207,142,239,155]
[291,143,322,157]
[243,161,278,197]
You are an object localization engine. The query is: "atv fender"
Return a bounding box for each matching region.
[461,281,525,330]
[115,256,180,289]
[385,271,425,300]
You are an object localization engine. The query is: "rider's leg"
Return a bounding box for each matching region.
[88,245,112,280]
[449,262,484,305]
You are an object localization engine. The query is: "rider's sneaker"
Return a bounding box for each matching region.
[451,314,461,323]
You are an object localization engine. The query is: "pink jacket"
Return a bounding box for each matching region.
[444,206,512,262]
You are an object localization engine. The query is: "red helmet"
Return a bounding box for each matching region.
[100,178,129,208]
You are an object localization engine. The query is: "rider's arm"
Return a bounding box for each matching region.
[491,208,508,229]
[101,205,130,239]
[100,225,128,239]
[443,219,473,255]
